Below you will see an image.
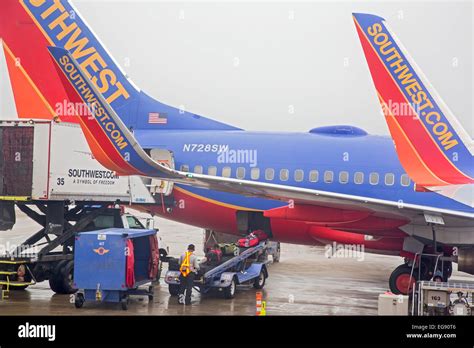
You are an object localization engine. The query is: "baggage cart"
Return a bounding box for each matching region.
[73,228,160,310]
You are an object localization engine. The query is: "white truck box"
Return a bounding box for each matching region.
[0,120,166,203]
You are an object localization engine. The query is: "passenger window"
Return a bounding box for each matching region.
[354,172,364,184]
[236,167,245,179]
[265,168,275,181]
[369,172,379,185]
[250,168,260,180]
[280,169,289,181]
[309,170,319,182]
[194,165,203,174]
[207,166,217,176]
[339,171,349,184]
[385,173,395,186]
[180,164,189,172]
[401,174,411,187]
[324,171,334,183]
[222,167,231,178]
[294,169,304,182]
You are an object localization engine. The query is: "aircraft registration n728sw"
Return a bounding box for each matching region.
[1,0,473,294]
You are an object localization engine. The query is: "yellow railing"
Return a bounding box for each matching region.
[0,261,36,300]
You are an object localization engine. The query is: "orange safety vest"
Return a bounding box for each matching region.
[179,251,193,277]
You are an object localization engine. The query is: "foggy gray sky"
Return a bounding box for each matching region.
[73,1,473,136]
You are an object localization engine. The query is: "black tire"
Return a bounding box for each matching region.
[159,248,168,259]
[389,264,417,295]
[49,260,68,294]
[50,260,77,294]
[168,284,180,296]
[418,259,433,281]
[58,260,77,294]
[223,277,237,299]
[74,293,85,308]
[253,270,266,289]
[121,295,129,310]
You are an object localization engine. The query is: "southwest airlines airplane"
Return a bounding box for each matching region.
[1,0,473,295]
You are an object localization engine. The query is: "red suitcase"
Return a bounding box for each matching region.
[238,234,259,248]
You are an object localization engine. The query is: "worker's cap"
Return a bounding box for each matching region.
[188,244,195,251]
[433,270,444,281]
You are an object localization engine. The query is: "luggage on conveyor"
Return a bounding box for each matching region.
[238,234,259,248]
[238,230,269,248]
[218,243,239,256]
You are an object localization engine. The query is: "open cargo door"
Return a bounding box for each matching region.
[147,149,175,196]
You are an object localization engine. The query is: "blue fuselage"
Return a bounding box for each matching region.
[135,128,472,214]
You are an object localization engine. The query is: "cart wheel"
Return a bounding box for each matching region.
[253,270,266,289]
[168,284,180,296]
[223,277,237,299]
[74,293,85,309]
[121,295,129,310]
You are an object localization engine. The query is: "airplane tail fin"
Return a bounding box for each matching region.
[0,0,239,130]
[353,13,473,187]
[48,46,175,177]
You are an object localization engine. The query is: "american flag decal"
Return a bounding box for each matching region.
[148,112,167,124]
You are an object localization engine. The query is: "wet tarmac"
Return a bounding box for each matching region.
[0,208,472,315]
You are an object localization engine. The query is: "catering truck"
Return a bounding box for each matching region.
[0,120,170,295]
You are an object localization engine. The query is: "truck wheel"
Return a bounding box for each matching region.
[253,271,266,289]
[74,293,85,308]
[58,261,77,294]
[223,278,237,299]
[168,284,180,296]
[50,260,77,294]
[49,260,68,294]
